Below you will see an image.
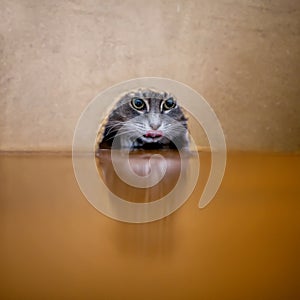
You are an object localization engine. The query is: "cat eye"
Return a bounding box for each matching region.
[131,98,146,110]
[163,98,176,110]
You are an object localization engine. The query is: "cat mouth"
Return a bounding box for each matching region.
[141,130,163,142]
[144,130,163,138]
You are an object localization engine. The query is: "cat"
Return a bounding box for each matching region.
[98,88,189,150]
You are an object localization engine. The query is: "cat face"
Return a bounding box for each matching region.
[99,89,189,149]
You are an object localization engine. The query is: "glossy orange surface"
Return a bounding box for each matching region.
[0,152,299,299]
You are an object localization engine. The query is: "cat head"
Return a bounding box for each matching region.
[99,88,189,149]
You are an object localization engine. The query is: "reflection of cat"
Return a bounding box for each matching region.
[98,88,189,150]
[96,150,182,203]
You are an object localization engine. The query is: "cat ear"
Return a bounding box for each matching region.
[180,106,189,121]
[96,114,109,150]
[96,95,122,150]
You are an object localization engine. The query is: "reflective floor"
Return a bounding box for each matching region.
[0,152,299,299]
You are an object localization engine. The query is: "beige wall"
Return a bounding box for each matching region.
[0,0,299,152]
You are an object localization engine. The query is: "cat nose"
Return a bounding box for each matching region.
[149,120,162,130]
[148,113,162,130]
[150,123,160,130]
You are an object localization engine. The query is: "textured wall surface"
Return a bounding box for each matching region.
[0,0,299,152]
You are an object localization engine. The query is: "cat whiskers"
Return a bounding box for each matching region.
[105,121,125,136]
[163,123,186,140]
[105,128,142,142]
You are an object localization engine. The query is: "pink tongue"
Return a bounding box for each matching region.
[145,130,163,138]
